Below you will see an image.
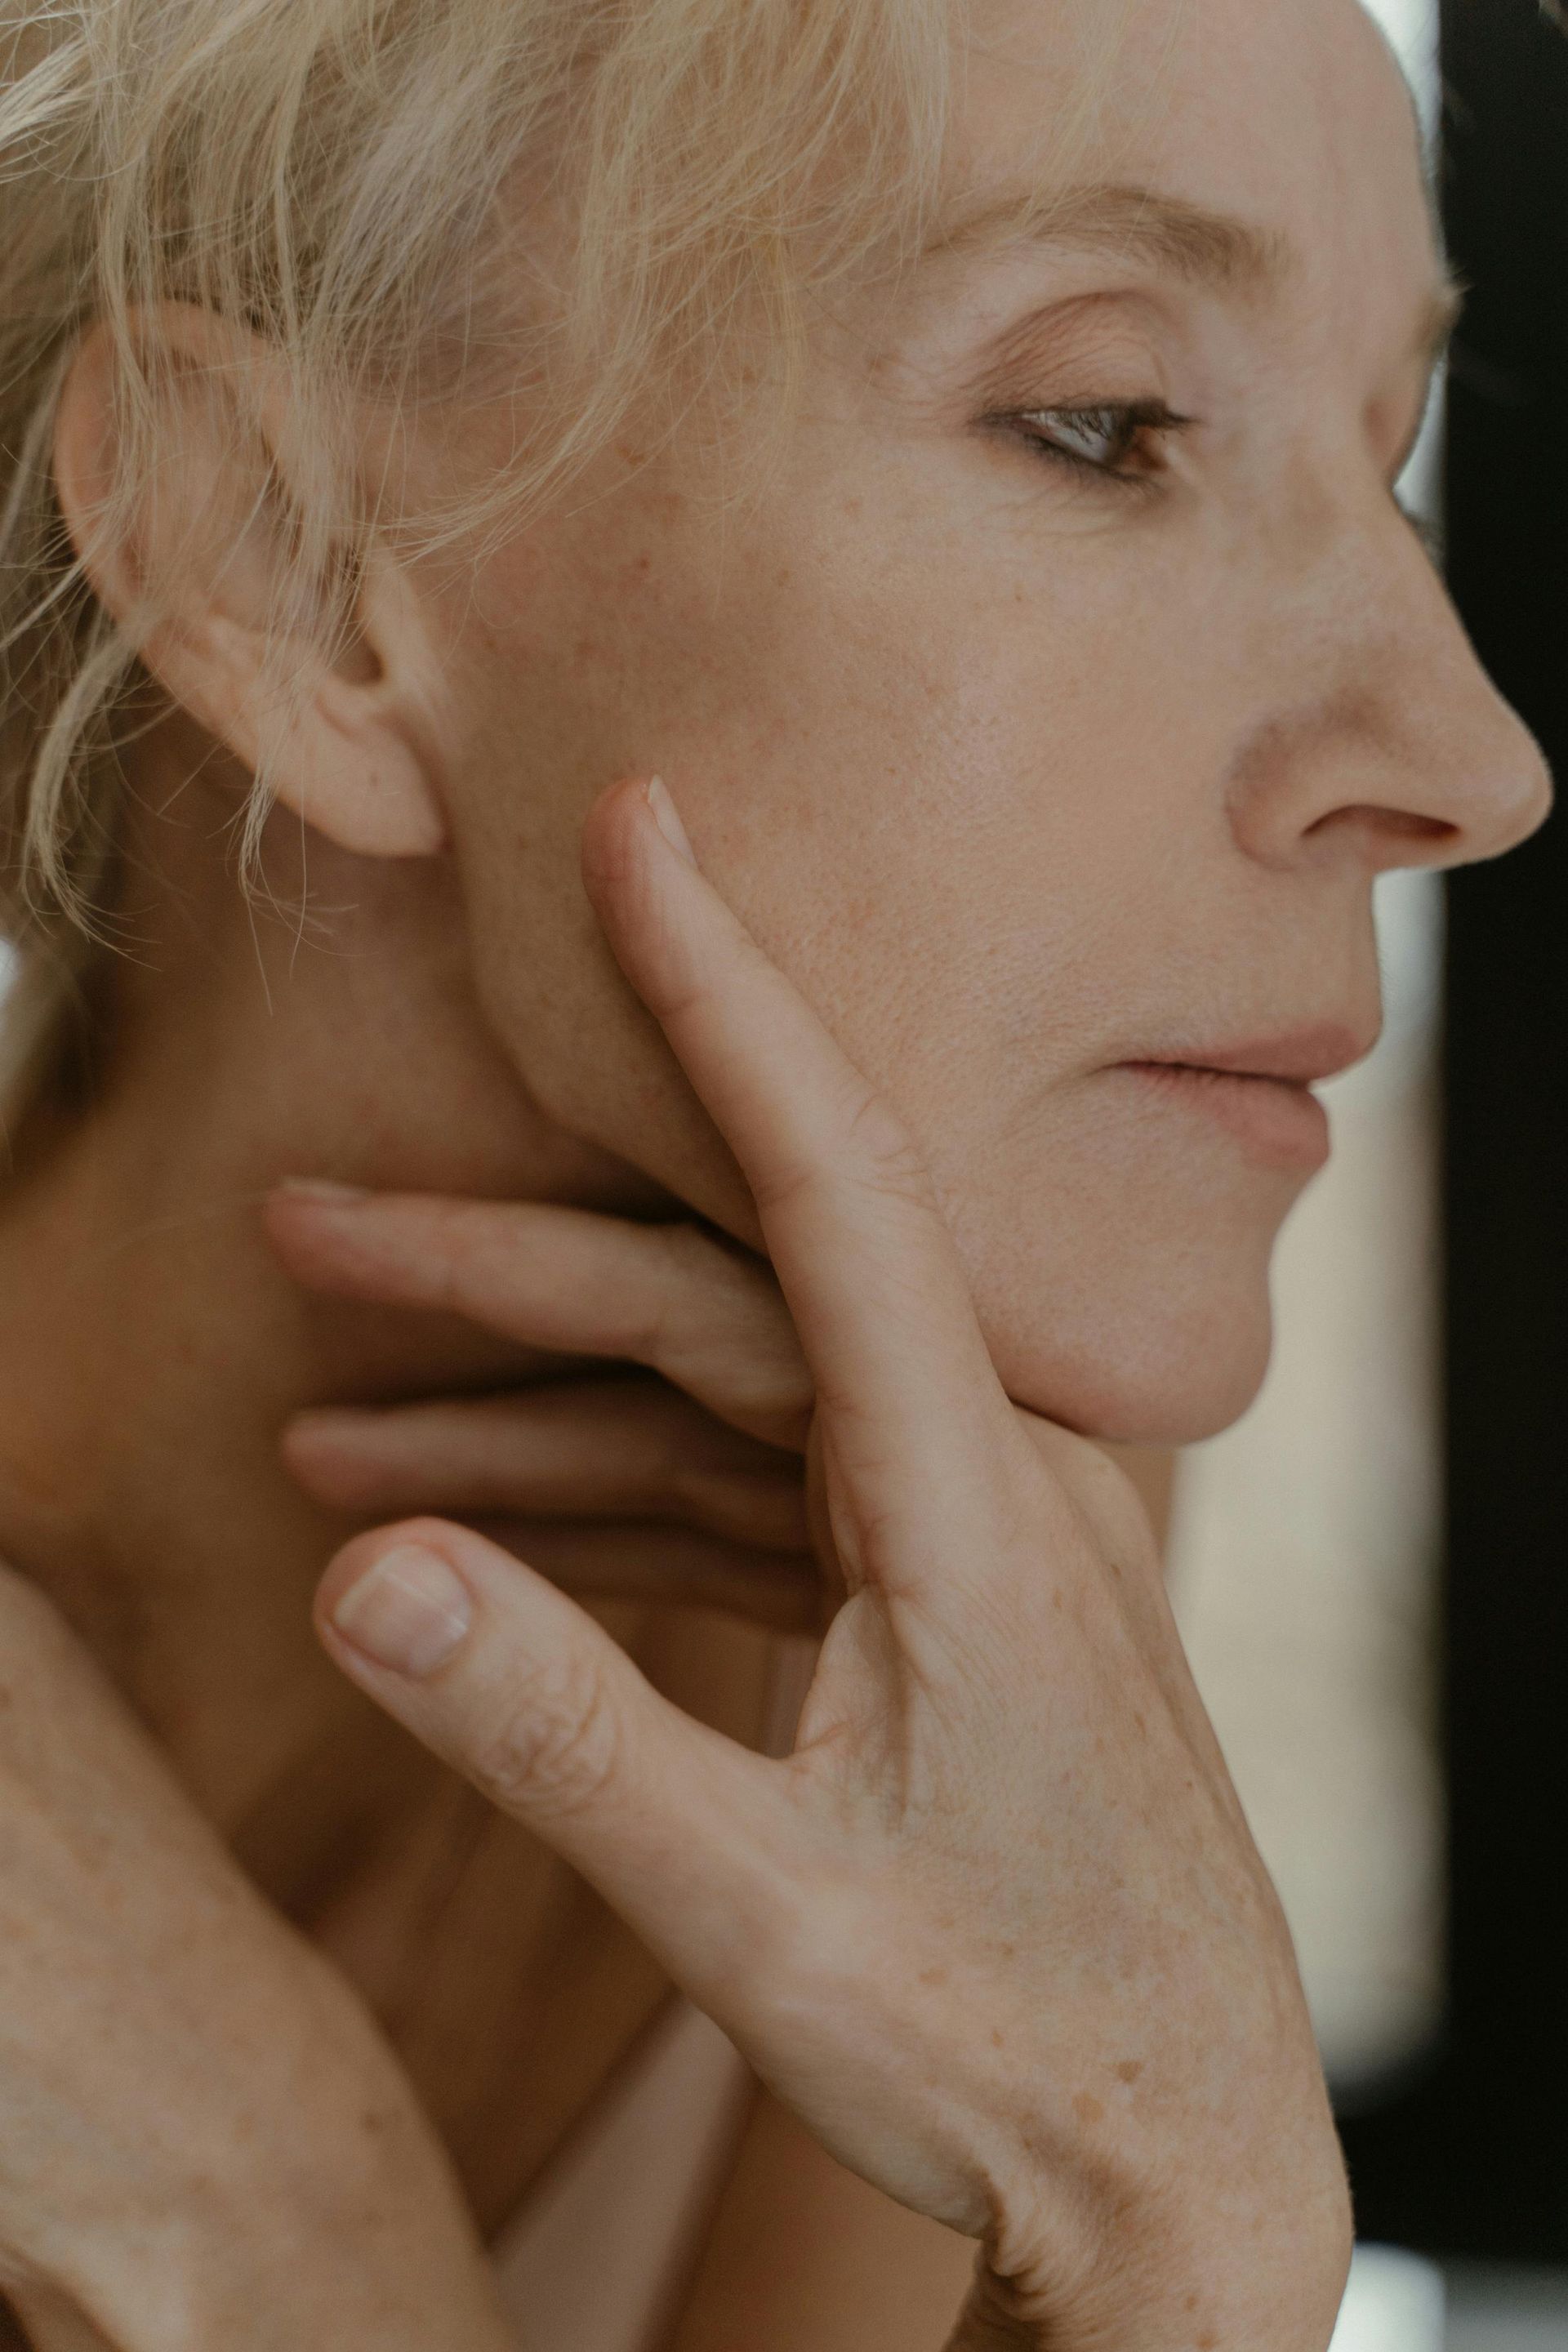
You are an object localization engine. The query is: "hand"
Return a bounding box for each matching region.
[265,1185,827,1634]
[0,1570,512,2351]
[305,773,1352,2352]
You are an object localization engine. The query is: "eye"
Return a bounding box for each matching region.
[996,399,1193,486]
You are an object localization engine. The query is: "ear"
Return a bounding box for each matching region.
[51,300,448,858]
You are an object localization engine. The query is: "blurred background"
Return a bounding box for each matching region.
[1169,2,1568,2344]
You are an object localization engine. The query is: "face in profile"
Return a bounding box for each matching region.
[399,0,1548,1447]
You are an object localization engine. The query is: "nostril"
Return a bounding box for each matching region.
[1306,805,1459,847]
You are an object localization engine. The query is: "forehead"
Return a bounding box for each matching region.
[945,0,1437,315]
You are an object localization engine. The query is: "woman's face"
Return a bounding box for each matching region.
[417,0,1550,1445]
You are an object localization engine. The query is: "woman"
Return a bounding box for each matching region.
[0,0,1549,2341]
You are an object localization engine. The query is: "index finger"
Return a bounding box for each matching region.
[581,776,1023,1557]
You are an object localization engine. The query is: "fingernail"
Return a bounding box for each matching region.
[328,1544,473,1678]
[276,1178,371,1207]
[645,774,698,869]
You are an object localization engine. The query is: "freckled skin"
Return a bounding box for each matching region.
[11,11,1544,2329]
[395,0,1546,1448]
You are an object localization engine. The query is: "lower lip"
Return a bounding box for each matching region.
[1115,1062,1332,1170]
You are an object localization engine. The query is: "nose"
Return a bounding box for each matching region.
[1225,490,1553,878]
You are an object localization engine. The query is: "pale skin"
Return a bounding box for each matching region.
[0,0,1552,2344]
[307,770,1356,2348]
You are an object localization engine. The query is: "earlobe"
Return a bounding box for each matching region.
[251,663,452,861]
[225,535,452,859]
[50,301,450,862]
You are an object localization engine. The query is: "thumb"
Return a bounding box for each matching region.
[315,1519,793,1993]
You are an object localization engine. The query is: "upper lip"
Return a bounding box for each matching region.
[1120,1019,1381,1088]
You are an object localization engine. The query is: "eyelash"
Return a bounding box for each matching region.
[995,399,1194,488]
[990,403,1446,558]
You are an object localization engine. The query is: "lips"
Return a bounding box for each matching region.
[1125,1020,1380,1089]
[1106,1022,1376,1171]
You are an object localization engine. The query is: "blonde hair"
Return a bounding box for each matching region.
[0,0,959,1131]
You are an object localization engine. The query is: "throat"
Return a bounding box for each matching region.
[0,1003,688,2231]
[0,1107,688,2230]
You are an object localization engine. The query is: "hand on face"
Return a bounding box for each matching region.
[0,1573,512,2352]
[403,0,1547,1458]
[275,774,1352,2352]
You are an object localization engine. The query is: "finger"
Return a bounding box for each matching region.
[283,1379,809,1552]
[1024,1422,1171,1581]
[581,778,1023,1555]
[314,1520,801,2004]
[464,1519,827,1634]
[265,1188,811,1448]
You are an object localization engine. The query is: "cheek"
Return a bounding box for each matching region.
[439,492,1285,1442]
[686,558,1229,1148]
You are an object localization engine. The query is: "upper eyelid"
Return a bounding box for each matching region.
[980,365,1435,509]
[950,287,1184,406]
[968,296,1442,433]
[1004,397,1196,438]
[1002,377,1428,474]
[985,402,1192,496]
[950,263,1450,430]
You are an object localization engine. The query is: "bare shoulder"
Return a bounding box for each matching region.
[669,2091,977,2352]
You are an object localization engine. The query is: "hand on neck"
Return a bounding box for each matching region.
[0,710,672,1851]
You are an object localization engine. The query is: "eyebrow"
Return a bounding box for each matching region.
[920,181,1293,290]
[920,179,1463,369]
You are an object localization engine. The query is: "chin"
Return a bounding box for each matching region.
[931,1093,1308,1447]
[965,1220,1282,1450]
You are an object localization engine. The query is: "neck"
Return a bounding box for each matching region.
[0,728,684,2213]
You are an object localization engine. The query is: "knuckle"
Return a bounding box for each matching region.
[436,1209,498,1308]
[643,1227,805,1407]
[629,1223,708,1361]
[840,1089,933,1205]
[751,1085,933,1221]
[749,1154,819,1219]
[652,1218,719,1284]
[468,1652,625,1820]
